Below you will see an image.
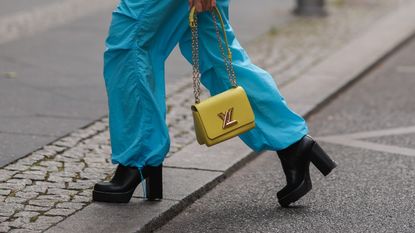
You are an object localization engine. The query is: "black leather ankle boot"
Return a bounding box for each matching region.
[92,164,163,203]
[276,135,336,207]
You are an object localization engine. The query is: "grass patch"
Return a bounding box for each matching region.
[30,215,39,223]
[269,26,279,36]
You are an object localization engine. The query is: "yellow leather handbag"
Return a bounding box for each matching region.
[189,6,255,147]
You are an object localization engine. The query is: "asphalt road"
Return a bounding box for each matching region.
[155,37,415,232]
[0,0,294,166]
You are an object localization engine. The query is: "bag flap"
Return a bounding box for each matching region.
[192,86,255,140]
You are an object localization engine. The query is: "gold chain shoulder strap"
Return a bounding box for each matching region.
[189,6,238,104]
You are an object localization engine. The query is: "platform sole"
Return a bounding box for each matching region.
[92,189,135,203]
[278,175,312,208]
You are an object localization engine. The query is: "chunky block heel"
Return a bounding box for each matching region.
[276,135,337,207]
[309,142,337,176]
[146,165,163,201]
[92,164,164,203]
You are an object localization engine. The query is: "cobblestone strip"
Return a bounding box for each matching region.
[0,120,112,232]
[0,0,410,232]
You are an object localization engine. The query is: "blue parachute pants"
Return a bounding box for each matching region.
[103,0,309,169]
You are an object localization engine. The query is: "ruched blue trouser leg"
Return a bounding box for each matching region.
[103,0,308,169]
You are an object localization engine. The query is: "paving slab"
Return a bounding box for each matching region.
[133,167,222,201]
[0,133,54,166]
[0,116,91,136]
[0,0,57,17]
[364,133,415,149]
[45,198,178,233]
[0,0,118,45]
[164,138,253,171]
[0,79,106,120]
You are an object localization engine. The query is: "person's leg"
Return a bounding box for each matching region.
[103,0,189,169]
[179,1,308,153]
[95,0,191,203]
[179,1,336,208]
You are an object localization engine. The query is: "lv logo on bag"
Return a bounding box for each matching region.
[217,107,238,129]
[189,6,255,146]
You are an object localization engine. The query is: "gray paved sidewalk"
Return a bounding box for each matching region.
[156,33,415,233]
[0,0,413,232]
